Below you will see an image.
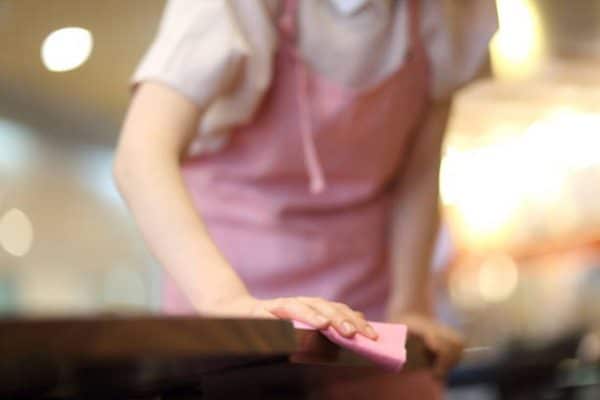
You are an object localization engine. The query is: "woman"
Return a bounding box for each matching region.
[115,0,497,394]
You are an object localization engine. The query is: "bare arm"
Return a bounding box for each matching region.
[385,100,464,377]
[114,83,250,314]
[386,101,450,317]
[387,57,492,317]
[114,82,377,339]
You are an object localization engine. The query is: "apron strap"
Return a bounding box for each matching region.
[280,0,326,194]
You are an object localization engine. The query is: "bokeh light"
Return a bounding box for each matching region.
[490,0,545,79]
[441,107,600,250]
[17,269,94,315]
[0,119,36,174]
[449,262,485,310]
[0,208,34,257]
[75,147,124,208]
[41,27,93,72]
[478,254,519,303]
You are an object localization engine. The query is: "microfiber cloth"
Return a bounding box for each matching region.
[293,320,408,372]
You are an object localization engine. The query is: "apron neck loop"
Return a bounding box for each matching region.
[280,0,326,194]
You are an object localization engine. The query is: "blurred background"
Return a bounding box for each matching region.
[0,0,163,314]
[1,0,600,397]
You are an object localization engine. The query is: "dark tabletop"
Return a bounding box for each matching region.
[0,316,433,399]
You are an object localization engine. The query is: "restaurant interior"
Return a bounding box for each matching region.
[1,1,600,398]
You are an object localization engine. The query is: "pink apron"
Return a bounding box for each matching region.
[167,0,430,320]
[170,1,441,397]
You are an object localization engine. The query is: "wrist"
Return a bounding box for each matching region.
[194,287,253,315]
[385,296,434,321]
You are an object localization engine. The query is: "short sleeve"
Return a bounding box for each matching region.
[132,0,276,144]
[132,0,247,108]
[422,0,498,100]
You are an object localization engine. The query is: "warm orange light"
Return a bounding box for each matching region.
[0,208,34,257]
[441,108,600,250]
[490,0,545,79]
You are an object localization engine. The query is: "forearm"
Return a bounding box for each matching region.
[114,151,249,313]
[387,169,440,316]
[386,101,451,317]
[114,152,249,314]
[115,83,250,314]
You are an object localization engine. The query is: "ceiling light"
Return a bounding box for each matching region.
[41,27,93,72]
[0,208,34,257]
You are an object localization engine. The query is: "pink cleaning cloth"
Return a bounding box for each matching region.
[293,320,408,372]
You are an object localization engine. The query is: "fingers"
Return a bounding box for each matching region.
[426,327,464,379]
[264,297,378,340]
[320,301,378,340]
[266,298,330,329]
[402,315,464,378]
[432,338,463,378]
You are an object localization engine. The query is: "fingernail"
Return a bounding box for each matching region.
[366,325,378,339]
[342,321,355,334]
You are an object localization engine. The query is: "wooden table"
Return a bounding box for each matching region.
[0,316,433,399]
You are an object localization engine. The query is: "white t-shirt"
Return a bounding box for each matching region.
[133,0,497,147]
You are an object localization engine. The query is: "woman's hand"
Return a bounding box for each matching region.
[212,295,379,340]
[391,312,464,378]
